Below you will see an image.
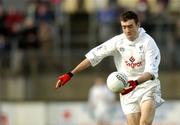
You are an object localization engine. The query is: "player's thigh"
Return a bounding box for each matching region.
[140,100,156,125]
[126,112,141,125]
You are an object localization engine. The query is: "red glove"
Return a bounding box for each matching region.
[121,80,139,95]
[55,72,73,89]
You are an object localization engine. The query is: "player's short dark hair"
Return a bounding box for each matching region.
[120,11,139,24]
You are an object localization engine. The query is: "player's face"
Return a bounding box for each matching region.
[121,19,139,41]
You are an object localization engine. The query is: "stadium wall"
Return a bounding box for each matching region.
[0,101,180,125]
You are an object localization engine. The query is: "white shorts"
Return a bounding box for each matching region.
[120,79,165,115]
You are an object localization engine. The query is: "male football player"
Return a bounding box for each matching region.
[56,11,164,125]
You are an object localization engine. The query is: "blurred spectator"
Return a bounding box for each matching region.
[38,21,54,72]
[136,0,153,34]
[88,77,116,125]
[38,21,53,51]
[93,0,109,11]
[18,18,40,50]
[156,0,169,10]
[150,0,175,70]
[18,18,40,74]
[62,0,79,14]
[26,0,37,20]
[4,6,24,37]
[136,0,149,12]
[96,0,119,43]
[35,1,55,24]
[4,6,24,76]
[0,4,10,75]
[0,34,10,74]
[51,0,62,5]
[0,3,6,33]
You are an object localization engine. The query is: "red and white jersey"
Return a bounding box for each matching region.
[85,28,160,80]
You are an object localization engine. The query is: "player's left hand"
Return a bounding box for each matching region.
[121,80,138,95]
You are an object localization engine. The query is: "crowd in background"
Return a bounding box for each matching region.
[0,0,180,78]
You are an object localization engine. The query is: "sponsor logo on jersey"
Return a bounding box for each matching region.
[125,56,142,68]
[129,56,135,62]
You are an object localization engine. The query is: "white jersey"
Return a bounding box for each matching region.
[85,28,160,82]
[86,28,164,114]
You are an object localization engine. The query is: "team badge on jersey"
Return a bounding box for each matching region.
[139,45,143,51]
[119,47,125,52]
[139,45,144,54]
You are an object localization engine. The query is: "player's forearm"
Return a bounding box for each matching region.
[136,72,154,84]
[71,58,91,75]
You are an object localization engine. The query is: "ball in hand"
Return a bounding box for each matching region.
[106,71,128,93]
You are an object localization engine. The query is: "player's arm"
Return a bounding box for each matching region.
[136,72,154,84]
[55,37,118,89]
[71,58,91,74]
[138,38,160,84]
[55,58,91,89]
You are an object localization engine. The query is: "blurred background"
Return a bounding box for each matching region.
[0,0,180,125]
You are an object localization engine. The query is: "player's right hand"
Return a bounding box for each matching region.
[55,72,73,89]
